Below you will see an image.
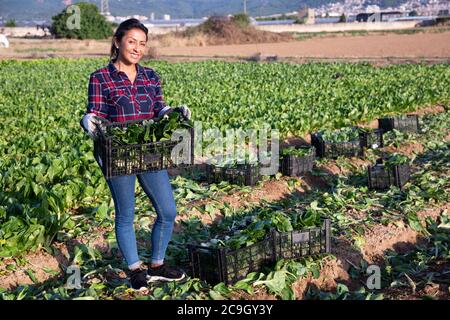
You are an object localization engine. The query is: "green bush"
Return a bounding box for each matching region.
[5,19,17,27]
[51,2,113,39]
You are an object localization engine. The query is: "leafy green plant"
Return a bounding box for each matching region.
[382,212,450,298]
[210,149,259,168]
[291,207,322,229]
[280,146,314,158]
[319,127,360,143]
[385,153,410,166]
[306,284,384,300]
[109,112,193,145]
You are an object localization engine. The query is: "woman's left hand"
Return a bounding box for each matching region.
[157,105,191,120]
[174,105,191,120]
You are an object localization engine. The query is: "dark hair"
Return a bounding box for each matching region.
[110,18,148,62]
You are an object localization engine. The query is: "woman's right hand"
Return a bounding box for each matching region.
[80,113,108,139]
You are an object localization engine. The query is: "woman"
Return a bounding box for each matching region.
[80,19,190,290]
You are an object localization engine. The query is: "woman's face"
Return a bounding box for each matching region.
[116,28,147,65]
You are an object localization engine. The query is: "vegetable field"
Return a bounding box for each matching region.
[0,58,449,300]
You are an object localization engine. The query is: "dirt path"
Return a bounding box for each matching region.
[157,31,450,60]
[1,31,449,63]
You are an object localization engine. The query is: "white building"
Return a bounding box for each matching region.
[132,15,148,21]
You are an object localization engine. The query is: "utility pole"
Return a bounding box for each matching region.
[101,0,110,15]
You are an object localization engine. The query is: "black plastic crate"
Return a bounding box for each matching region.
[378,114,419,133]
[280,147,316,176]
[274,219,331,260]
[367,159,410,190]
[188,232,276,285]
[206,163,260,186]
[205,163,225,184]
[259,152,277,176]
[359,128,384,149]
[93,119,194,179]
[311,132,364,158]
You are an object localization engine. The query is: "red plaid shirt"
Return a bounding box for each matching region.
[86,62,167,122]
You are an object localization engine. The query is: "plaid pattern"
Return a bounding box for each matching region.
[86,62,166,122]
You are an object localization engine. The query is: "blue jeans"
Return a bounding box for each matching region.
[106,170,177,269]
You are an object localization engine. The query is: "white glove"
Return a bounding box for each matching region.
[81,113,107,139]
[157,105,191,120]
[176,105,191,120]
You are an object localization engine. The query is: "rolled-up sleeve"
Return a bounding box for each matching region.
[87,74,109,119]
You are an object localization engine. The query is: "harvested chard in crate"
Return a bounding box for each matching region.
[188,213,275,285]
[378,114,420,133]
[188,206,332,285]
[280,146,316,176]
[188,232,275,285]
[274,219,331,260]
[272,207,331,260]
[368,154,411,190]
[224,165,260,186]
[311,127,363,158]
[94,112,194,178]
[358,128,384,149]
[259,151,277,176]
[206,153,260,186]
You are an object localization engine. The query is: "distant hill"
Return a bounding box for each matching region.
[0,0,410,25]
